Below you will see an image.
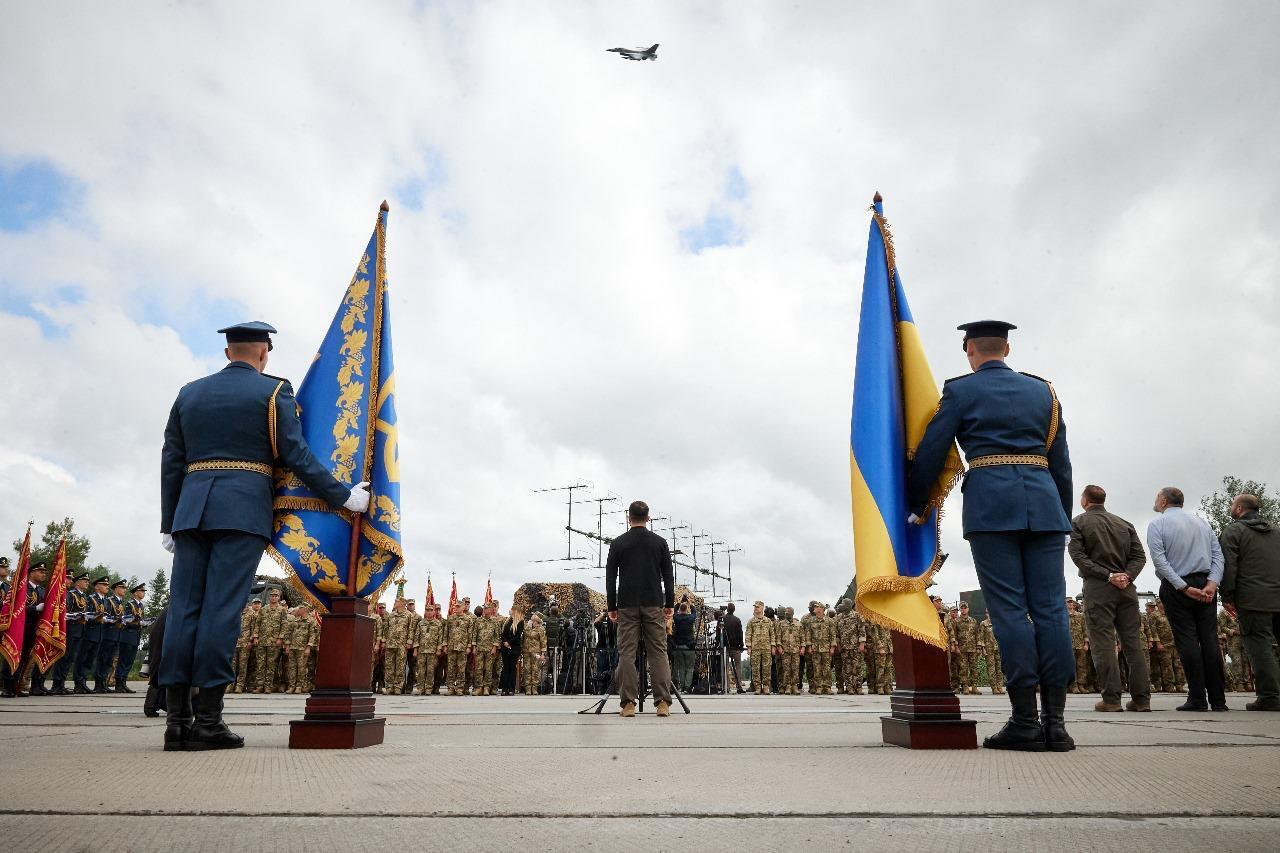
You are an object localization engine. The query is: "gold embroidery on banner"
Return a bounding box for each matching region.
[375,495,401,533]
[273,513,342,594]
[329,263,372,486]
[186,460,273,476]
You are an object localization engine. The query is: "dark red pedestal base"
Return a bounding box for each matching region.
[879,630,976,750]
[289,596,385,750]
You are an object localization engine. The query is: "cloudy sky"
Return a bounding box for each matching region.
[2,2,1277,609]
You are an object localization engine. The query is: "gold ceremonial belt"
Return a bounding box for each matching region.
[186,460,273,476]
[967,454,1050,469]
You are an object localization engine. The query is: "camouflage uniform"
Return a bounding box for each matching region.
[487,610,505,694]
[870,623,894,694]
[978,617,1004,693]
[445,608,476,695]
[1218,609,1252,692]
[414,615,446,694]
[805,611,836,694]
[948,610,980,695]
[382,608,413,695]
[253,600,289,693]
[775,609,802,694]
[1067,604,1092,693]
[745,610,774,694]
[232,604,259,693]
[522,620,546,694]
[304,611,319,691]
[835,602,865,694]
[370,608,386,692]
[472,613,501,696]
[1144,607,1172,692]
[285,611,316,694]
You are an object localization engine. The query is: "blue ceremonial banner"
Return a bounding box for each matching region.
[268,203,403,613]
[850,195,960,647]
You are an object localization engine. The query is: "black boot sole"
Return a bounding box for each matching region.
[185,739,245,751]
[983,738,1049,752]
[163,741,187,752]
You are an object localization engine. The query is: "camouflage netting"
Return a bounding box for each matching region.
[513,582,605,622]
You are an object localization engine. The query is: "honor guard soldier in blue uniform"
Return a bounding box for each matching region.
[50,571,90,694]
[96,580,127,693]
[908,321,1075,752]
[78,576,109,693]
[158,321,369,751]
[115,583,147,693]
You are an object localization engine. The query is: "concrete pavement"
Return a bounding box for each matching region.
[2,685,1278,851]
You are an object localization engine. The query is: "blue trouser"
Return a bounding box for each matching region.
[159,529,267,688]
[76,635,100,684]
[116,630,142,683]
[968,530,1074,689]
[96,636,121,682]
[51,630,81,685]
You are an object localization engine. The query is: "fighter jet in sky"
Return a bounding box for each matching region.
[607,43,659,61]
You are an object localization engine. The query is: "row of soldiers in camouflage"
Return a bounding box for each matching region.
[370,597,548,696]
[742,597,1007,696]
[229,589,321,694]
[1066,597,1260,694]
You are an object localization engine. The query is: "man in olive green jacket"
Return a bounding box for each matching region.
[1220,494,1280,711]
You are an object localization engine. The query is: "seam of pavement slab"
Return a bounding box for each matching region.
[5,809,1280,820]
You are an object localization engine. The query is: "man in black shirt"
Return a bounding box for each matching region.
[606,500,675,717]
[721,602,745,694]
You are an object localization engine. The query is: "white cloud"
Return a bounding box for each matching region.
[2,2,1278,609]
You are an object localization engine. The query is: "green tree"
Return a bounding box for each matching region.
[1198,475,1280,537]
[14,517,93,571]
[146,569,170,617]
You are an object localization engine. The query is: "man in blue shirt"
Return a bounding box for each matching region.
[1147,486,1228,711]
[909,320,1074,752]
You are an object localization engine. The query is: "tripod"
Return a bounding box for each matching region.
[580,638,690,715]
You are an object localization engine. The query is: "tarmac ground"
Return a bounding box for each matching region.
[2,684,1278,851]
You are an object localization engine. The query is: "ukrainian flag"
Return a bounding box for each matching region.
[268,202,403,613]
[850,195,960,648]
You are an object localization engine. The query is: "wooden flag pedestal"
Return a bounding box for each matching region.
[289,597,385,749]
[881,630,976,749]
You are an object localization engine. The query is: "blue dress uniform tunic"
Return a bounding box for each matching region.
[116,597,145,685]
[50,585,87,689]
[96,592,125,685]
[908,359,1075,689]
[158,360,349,689]
[78,590,106,686]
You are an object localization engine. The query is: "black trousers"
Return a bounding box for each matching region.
[1160,576,1227,708]
[500,649,519,693]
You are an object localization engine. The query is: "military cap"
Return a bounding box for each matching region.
[30,561,47,571]
[0,556,8,567]
[112,580,126,590]
[836,599,853,613]
[73,572,89,582]
[268,587,280,595]
[753,600,765,607]
[93,576,109,585]
[463,596,471,602]
[808,600,819,608]
[957,320,1016,351]
[132,584,146,594]
[217,320,277,351]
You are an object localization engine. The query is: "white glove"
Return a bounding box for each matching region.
[907,513,921,525]
[345,481,371,513]
[35,603,44,612]
[161,533,176,554]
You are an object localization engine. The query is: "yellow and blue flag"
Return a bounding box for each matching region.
[850,196,961,648]
[268,203,403,613]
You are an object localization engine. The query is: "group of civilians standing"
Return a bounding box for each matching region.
[1069,485,1280,712]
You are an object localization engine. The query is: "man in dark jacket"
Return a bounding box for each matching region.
[721,602,744,693]
[1220,494,1280,711]
[606,500,675,717]
[1068,484,1151,712]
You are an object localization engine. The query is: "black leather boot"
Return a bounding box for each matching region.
[74,681,89,694]
[983,686,1048,751]
[93,681,110,694]
[143,685,163,718]
[186,684,244,751]
[164,685,193,751]
[1040,686,1076,751]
